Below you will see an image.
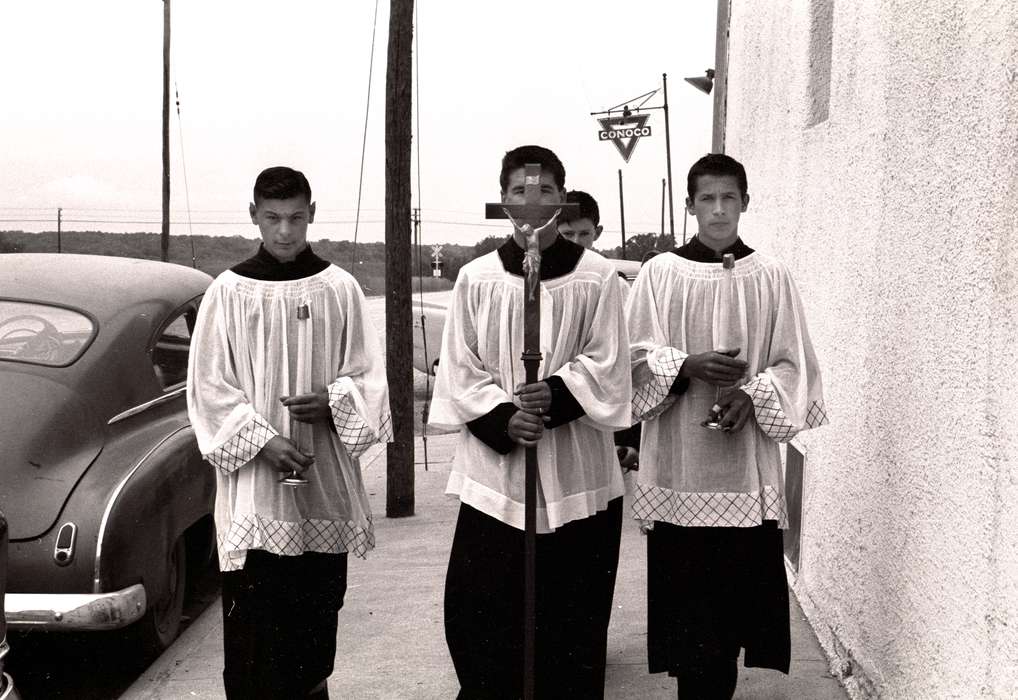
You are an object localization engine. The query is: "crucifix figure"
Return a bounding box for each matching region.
[484,163,579,699]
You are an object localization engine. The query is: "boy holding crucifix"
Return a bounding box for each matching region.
[429,145,632,698]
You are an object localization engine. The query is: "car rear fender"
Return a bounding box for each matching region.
[1,512,8,641]
[94,425,214,601]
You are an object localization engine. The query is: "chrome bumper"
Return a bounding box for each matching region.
[0,672,20,700]
[0,636,19,700]
[5,583,147,631]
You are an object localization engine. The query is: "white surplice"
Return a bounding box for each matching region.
[187,266,391,571]
[627,250,828,528]
[428,246,632,533]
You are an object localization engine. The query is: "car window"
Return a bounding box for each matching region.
[152,308,196,390]
[0,300,96,366]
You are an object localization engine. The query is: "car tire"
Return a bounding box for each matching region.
[130,535,187,658]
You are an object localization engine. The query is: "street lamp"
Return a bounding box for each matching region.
[684,69,715,95]
[679,68,716,242]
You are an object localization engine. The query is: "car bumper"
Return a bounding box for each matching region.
[0,673,20,700]
[1,637,20,700]
[4,583,146,631]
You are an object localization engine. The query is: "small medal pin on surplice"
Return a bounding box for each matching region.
[297,303,310,320]
[702,253,736,431]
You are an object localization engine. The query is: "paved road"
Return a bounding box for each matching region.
[123,434,850,699]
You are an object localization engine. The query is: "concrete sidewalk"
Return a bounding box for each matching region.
[123,433,848,699]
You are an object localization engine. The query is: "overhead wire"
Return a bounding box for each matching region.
[413,0,429,470]
[174,82,198,267]
[350,0,381,271]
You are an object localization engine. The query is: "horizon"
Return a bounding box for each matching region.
[1,1,713,249]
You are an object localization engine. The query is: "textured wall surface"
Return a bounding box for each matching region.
[724,1,1018,697]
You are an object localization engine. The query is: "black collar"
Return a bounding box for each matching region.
[497,234,584,280]
[673,235,754,263]
[231,243,330,281]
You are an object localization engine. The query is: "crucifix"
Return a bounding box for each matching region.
[485,163,578,699]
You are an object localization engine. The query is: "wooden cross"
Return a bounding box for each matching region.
[485,163,578,699]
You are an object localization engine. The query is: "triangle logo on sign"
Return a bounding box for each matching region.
[597,113,652,163]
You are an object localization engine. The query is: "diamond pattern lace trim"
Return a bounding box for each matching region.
[742,375,829,442]
[217,514,375,571]
[632,483,787,528]
[205,414,278,474]
[632,346,686,422]
[328,383,392,459]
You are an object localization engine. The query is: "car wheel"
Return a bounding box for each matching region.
[131,535,187,658]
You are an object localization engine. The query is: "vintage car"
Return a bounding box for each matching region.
[0,254,215,657]
[1,510,22,700]
[412,257,642,375]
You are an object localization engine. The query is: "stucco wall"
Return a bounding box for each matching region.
[723,1,1018,697]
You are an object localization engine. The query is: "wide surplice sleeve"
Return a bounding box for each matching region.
[428,265,515,431]
[325,272,392,458]
[548,266,632,431]
[187,279,278,474]
[626,259,688,422]
[739,264,828,441]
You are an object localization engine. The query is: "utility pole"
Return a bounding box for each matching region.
[618,169,627,259]
[161,0,170,262]
[57,208,62,253]
[712,0,730,153]
[385,0,415,518]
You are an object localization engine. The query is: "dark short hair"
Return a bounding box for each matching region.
[641,249,661,264]
[253,166,313,205]
[499,145,566,192]
[561,190,600,226]
[686,153,748,200]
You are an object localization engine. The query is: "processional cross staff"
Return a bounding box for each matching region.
[485,163,579,699]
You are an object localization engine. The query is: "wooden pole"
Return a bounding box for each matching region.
[161,0,170,262]
[385,0,415,518]
[57,208,62,253]
[712,0,731,153]
[618,169,627,259]
[521,236,541,700]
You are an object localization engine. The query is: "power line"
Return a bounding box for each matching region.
[350,0,380,268]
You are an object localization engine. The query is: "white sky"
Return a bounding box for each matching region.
[0,1,717,249]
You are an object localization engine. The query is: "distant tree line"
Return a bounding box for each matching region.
[599,232,677,262]
[0,228,675,292]
[0,230,456,296]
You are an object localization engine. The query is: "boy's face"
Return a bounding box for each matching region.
[249,195,316,263]
[686,174,749,248]
[501,167,565,229]
[557,217,602,250]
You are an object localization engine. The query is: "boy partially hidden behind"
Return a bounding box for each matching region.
[627,153,828,698]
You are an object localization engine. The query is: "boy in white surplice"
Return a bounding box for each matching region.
[627,153,828,699]
[429,145,632,698]
[187,166,391,700]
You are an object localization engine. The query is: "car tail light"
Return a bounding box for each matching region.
[53,522,77,566]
